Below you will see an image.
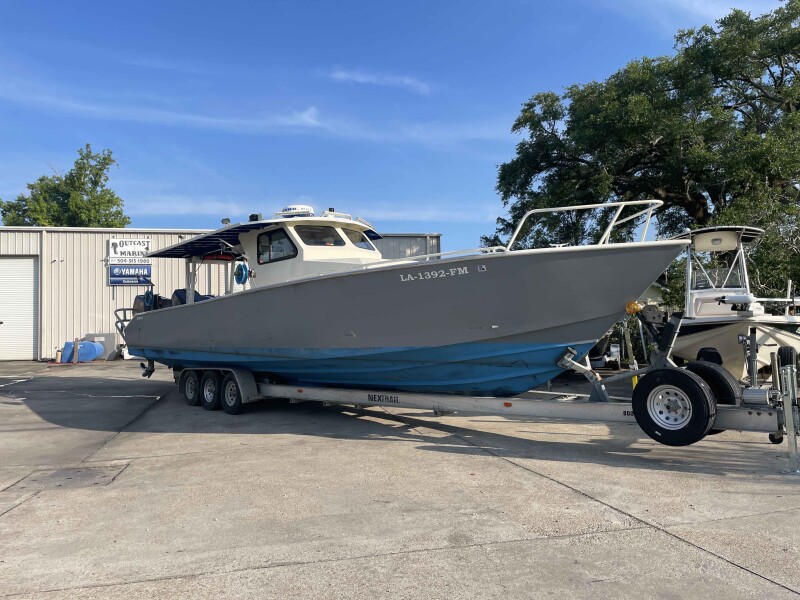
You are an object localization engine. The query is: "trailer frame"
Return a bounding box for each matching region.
[160,310,799,473]
[168,360,798,472]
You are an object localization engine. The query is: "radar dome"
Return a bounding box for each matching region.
[278,205,315,218]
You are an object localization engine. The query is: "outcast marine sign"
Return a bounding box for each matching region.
[108,238,152,285]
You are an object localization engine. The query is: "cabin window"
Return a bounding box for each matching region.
[342,228,376,251]
[294,225,345,247]
[257,229,298,264]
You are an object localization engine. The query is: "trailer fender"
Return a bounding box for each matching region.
[224,368,260,403]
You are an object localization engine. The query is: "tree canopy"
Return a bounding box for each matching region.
[0,144,130,228]
[485,1,800,298]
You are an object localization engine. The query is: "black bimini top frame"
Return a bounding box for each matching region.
[148,220,383,260]
[147,223,267,259]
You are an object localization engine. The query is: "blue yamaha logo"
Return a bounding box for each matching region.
[108,263,152,286]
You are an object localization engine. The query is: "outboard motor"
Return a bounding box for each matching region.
[171,289,215,306]
[132,292,173,315]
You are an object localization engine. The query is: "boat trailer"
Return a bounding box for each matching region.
[151,311,800,474]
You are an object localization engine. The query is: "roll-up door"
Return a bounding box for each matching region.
[0,257,39,360]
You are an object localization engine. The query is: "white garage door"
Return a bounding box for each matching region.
[0,257,39,360]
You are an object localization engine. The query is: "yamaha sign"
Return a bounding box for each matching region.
[108,238,152,286]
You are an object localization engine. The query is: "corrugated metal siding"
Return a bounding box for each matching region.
[374,234,441,259]
[0,230,40,255]
[39,230,223,359]
[0,227,224,360]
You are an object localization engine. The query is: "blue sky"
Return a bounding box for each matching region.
[0,0,781,250]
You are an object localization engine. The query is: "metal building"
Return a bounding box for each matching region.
[373,233,440,259]
[0,227,221,361]
[0,227,442,361]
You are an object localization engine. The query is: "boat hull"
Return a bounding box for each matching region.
[125,241,686,396]
[673,319,800,381]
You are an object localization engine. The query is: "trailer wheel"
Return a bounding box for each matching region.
[685,360,741,435]
[685,361,741,405]
[200,371,221,411]
[768,433,784,444]
[696,347,723,365]
[181,370,200,406]
[221,373,244,415]
[632,368,716,446]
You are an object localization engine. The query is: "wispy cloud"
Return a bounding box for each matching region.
[118,55,205,74]
[125,194,250,217]
[597,0,782,33]
[657,0,780,20]
[343,203,498,224]
[0,78,323,134]
[329,68,431,95]
[0,75,513,146]
[396,120,510,144]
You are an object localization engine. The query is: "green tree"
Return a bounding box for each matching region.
[0,144,131,227]
[485,1,800,300]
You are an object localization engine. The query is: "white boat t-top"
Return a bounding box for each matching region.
[669,226,800,380]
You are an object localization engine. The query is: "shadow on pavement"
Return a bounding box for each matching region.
[1,374,791,479]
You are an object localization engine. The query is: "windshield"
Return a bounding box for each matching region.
[257,229,298,264]
[342,228,376,251]
[294,225,345,247]
[691,256,744,289]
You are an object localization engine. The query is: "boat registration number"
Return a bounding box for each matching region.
[400,266,471,282]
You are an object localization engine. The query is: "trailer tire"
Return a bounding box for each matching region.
[221,373,244,415]
[632,368,716,446]
[696,347,723,365]
[685,361,741,406]
[181,370,200,406]
[200,371,222,411]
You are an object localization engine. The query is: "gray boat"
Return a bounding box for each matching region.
[118,201,687,397]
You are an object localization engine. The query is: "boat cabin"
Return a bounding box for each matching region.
[146,206,385,304]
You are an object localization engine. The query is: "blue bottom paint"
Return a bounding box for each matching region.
[129,340,596,397]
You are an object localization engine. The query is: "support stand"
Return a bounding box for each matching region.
[557,312,685,403]
[557,348,609,402]
[779,364,800,475]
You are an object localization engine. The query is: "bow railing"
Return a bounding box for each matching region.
[505,199,663,251]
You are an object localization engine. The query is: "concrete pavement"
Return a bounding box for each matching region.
[0,361,798,598]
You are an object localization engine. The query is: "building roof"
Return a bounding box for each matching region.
[0,226,210,234]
